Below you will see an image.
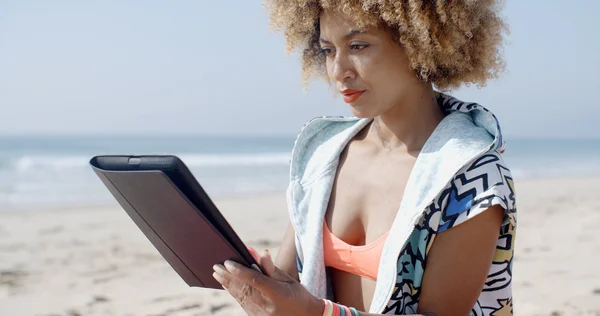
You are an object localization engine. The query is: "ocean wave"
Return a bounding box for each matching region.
[178,153,290,167]
[508,163,600,180]
[2,153,292,172]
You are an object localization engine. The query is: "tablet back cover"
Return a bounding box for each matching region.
[90,168,244,289]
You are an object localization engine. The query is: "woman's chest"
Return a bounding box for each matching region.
[325,148,415,243]
[323,147,416,311]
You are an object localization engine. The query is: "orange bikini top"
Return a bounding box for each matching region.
[322,221,389,281]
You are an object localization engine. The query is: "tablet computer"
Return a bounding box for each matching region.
[89,154,261,290]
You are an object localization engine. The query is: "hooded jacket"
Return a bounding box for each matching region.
[286,93,517,315]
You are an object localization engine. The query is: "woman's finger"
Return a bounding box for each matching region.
[259,249,296,282]
[224,260,280,298]
[214,263,264,300]
[247,245,261,263]
[213,264,233,288]
[214,264,252,293]
[214,263,269,314]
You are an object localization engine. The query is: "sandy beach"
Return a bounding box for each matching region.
[1,177,599,316]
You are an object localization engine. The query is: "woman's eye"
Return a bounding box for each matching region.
[320,48,334,56]
[350,44,368,51]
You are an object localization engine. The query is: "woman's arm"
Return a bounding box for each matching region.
[415,205,504,315]
[274,222,300,282]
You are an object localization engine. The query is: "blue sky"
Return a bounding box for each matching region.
[0,1,598,138]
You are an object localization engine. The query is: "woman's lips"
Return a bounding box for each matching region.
[341,90,365,103]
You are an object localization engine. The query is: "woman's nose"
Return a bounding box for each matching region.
[331,53,356,84]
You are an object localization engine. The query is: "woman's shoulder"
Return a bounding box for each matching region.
[436,92,506,154]
[291,115,365,154]
[288,116,369,181]
[293,116,363,140]
[423,148,517,234]
[453,149,516,213]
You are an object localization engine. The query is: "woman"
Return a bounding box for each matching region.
[212,1,516,315]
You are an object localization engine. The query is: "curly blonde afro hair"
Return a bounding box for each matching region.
[265,0,508,91]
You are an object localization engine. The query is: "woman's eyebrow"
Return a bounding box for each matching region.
[320,29,369,44]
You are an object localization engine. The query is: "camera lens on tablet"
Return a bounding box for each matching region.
[128,157,141,165]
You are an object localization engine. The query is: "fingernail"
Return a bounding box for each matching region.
[212,272,222,283]
[213,264,224,272]
[224,260,236,270]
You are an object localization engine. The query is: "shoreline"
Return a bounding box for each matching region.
[3,173,600,215]
[0,189,289,215]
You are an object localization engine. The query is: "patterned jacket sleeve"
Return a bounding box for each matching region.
[423,150,517,234]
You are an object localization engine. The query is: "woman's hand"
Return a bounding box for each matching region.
[212,248,324,316]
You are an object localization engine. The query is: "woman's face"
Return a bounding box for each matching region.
[319,10,423,118]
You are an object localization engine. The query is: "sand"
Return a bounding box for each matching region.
[1,177,599,316]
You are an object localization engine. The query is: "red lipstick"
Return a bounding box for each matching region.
[340,89,365,103]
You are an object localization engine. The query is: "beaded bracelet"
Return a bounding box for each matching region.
[321,299,359,316]
[322,298,333,316]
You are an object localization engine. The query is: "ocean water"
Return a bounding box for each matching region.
[1,135,599,210]
[0,135,295,210]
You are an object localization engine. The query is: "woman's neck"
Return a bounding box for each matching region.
[366,86,444,156]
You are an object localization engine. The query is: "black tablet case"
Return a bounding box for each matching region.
[90,156,254,289]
